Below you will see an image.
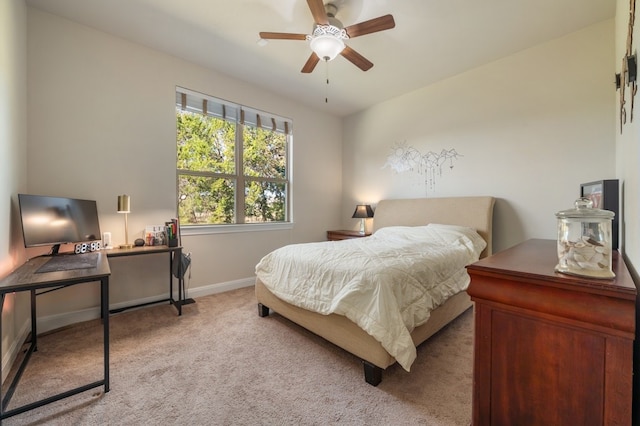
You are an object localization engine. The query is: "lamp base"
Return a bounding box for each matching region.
[119,244,134,249]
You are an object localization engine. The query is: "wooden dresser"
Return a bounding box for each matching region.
[466,239,636,425]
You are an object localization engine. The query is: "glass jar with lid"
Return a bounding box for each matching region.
[555,197,615,279]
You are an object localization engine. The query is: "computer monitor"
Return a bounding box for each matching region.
[18,194,102,255]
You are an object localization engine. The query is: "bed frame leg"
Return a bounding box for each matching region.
[257,303,270,317]
[363,361,382,386]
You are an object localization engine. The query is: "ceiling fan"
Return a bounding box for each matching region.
[259,0,395,73]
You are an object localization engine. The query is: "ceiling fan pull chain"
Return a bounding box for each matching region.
[325,60,329,103]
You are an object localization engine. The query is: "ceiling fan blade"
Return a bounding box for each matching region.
[344,14,395,38]
[301,52,320,73]
[340,46,374,71]
[307,0,329,25]
[259,32,307,41]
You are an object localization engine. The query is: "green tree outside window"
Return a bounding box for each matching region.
[176,89,290,225]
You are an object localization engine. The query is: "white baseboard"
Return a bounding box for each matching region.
[38,276,255,333]
[182,277,255,300]
[2,320,31,383]
[3,277,256,383]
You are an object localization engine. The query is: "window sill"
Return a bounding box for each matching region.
[180,222,293,236]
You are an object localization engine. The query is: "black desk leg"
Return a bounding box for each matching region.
[177,248,183,316]
[101,277,110,393]
[1,292,38,418]
[30,290,37,349]
[180,276,185,311]
[169,251,173,309]
[169,250,183,316]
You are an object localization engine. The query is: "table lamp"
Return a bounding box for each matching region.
[117,194,133,249]
[352,204,374,235]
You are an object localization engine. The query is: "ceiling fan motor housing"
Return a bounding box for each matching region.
[311,3,344,32]
[325,3,338,19]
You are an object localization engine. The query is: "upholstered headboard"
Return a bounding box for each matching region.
[372,196,496,258]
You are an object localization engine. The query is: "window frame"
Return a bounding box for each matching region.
[176,87,293,232]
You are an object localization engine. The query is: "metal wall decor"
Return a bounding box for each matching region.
[619,0,637,133]
[383,142,462,193]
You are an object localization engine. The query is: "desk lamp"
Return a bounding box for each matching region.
[352,204,374,235]
[117,194,133,249]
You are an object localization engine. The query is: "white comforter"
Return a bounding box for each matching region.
[255,223,486,371]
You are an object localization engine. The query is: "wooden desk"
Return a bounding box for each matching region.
[467,239,636,425]
[0,252,110,422]
[104,245,190,315]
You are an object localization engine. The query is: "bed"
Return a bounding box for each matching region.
[255,196,495,385]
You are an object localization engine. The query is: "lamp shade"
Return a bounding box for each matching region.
[117,195,131,213]
[352,204,374,219]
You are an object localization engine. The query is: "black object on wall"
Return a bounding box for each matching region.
[580,179,619,250]
[627,55,637,83]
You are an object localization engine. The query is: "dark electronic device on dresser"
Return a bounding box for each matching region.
[580,179,619,250]
[18,193,102,255]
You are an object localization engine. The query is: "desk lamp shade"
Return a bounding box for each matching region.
[352,204,374,235]
[117,195,130,213]
[117,195,133,248]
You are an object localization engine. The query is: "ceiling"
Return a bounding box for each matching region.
[26,0,615,117]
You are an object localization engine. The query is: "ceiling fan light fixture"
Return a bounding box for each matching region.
[307,25,347,61]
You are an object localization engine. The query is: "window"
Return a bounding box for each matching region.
[176,87,291,227]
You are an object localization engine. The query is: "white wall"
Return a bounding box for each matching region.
[616,1,640,277]
[27,8,342,322]
[0,0,30,380]
[342,20,615,253]
[615,1,640,419]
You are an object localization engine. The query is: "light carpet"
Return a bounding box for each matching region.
[2,286,473,425]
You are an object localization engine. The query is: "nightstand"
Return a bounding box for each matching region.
[327,230,371,241]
